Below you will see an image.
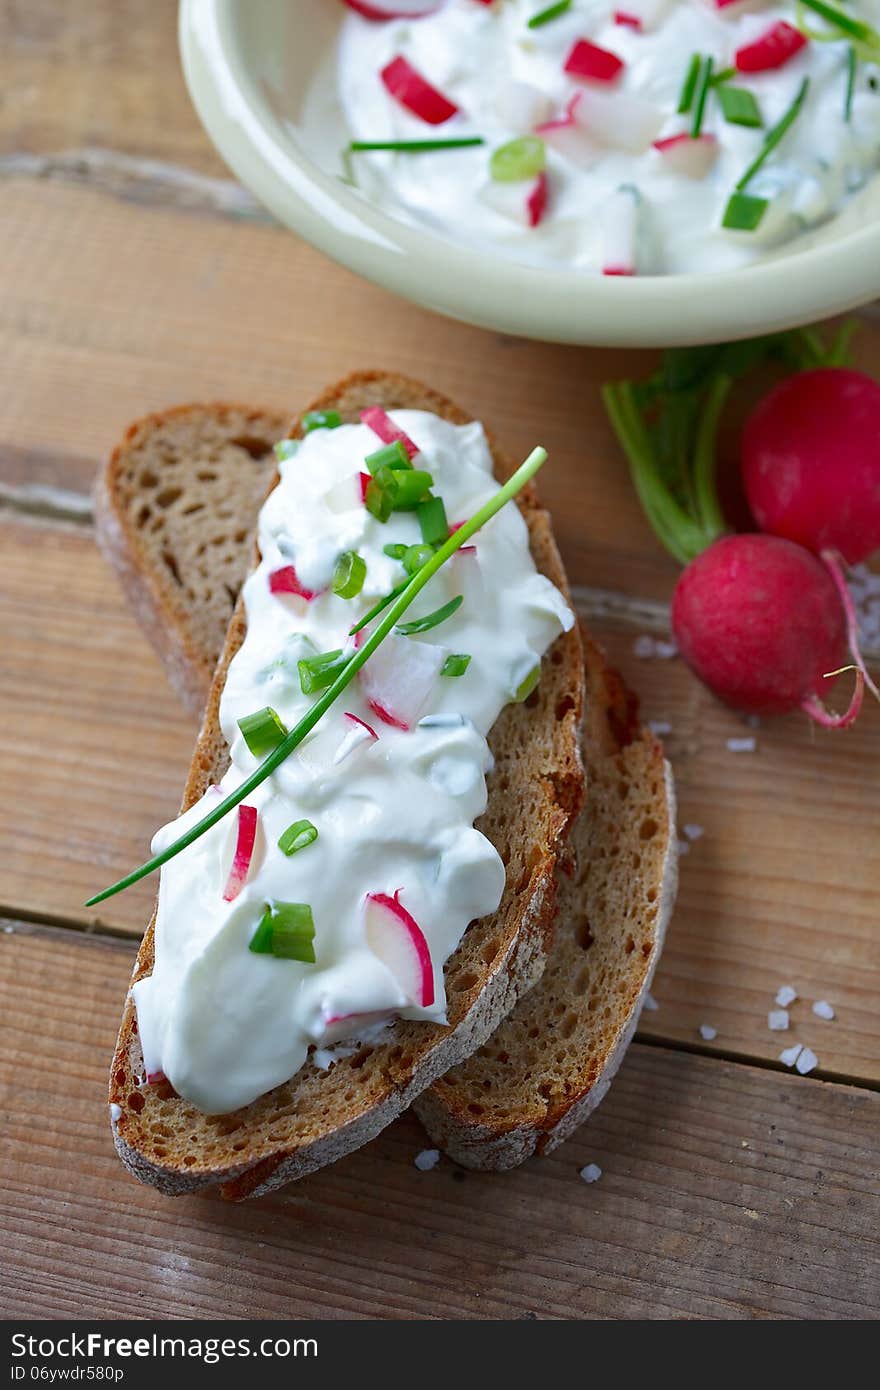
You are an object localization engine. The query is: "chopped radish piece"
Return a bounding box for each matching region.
[334,711,379,764]
[360,405,419,459]
[269,565,321,601]
[381,55,459,126]
[614,0,672,29]
[359,471,371,503]
[526,171,549,228]
[146,1069,168,1085]
[736,21,807,73]
[342,0,439,17]
[564,38,625,84]
[322,1008,392,1045]
[653,132,718,178]
[601,186,640,276]
[365,890,434,1007]
[323,472,363,514]
[222,804,258,902]
[493,80,553,132]
[570,88,663,153]
[615,11,642,29]
[358,630,445,729]
[536,105,598,168]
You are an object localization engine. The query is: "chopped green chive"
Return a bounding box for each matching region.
[710,67,736,87]
[383,542,409,561]
[365,439,411,474]
[364,477,394,523]
[527,0,571,27]
[273,439,299,461]
[278,819,318,857]
[249,901,316,962]
[677,54,701,114]
[376,466,435,511]
[396,595,463,636]
[798,0,880,51]
[402,542,435,575]
[722,190,769,231]
[238,706,288,757]
[332,550,366,600]
[348,577,411,637]
[441,653,471,678]
[513,665,541,703]
[85,445,550,907]
[298,648,348,695]
[717,85,762,128]
[735,77,810,190]
[349,137,486,153]
[690,56,714,138]
[845,45,857,121]
[417,495,449,546]
[301,410,341,433]
[490,136,546,184]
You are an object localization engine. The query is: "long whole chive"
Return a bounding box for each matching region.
[238,707,288,757]
[85,446,548,907]
[331,550,366,600]
[348,576,411,638]
[844,44,857,121]
[677,53,701,114]
[690,56,714,138]
[441,653,471,678]
[301,409,341,433]
[396,595,463,636]
[798,0,880,50]
[527,0,571,27]
[735,77,810,190]
[298,648,347,695]
[349,137,486,153]
[365,439,411,474]
[278,819,318,856]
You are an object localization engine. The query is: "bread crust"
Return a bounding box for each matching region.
[106,373,585,1198]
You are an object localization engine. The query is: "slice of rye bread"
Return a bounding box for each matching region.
[97,394,677,1177]
[101,373,585,1199]
[413,634,677,1169]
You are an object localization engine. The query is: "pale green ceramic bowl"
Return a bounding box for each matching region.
[179,0,880,347]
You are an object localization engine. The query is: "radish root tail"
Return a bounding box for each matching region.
[801,671,865,729]
[820,548,880,704]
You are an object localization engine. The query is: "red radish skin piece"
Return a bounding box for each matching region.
[146,1070,168,1086]
[615,11,642,29]
[653,133,718,178]
[359,471,371,503]
[367,697,410,730]
[741,368,880,564]
[360,405,420,459]
[526,171,549,228]
[222,804,258,902]
[342,0,439,17]
[335,711,380,763]
[564,38,625,84]
[603,266,634,276]
[365,890,435,1007]
[344,711,378,740]
[269,565,320,601]
[736,21,807,73]
[536,104,597,168]
[671,534,863,727]
[358,629,445,728]
[381,55,459,126]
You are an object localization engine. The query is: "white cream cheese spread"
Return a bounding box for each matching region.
[337,0,880,274]
[132,410,573,1114]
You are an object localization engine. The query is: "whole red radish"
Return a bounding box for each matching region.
[671,534,861,727]
[742,368,880,564]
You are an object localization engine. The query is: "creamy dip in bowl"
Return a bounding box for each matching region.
[179,0,880,345]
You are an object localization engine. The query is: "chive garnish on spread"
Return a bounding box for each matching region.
[249,901,316,962]
[85,445,550,907]
[527,0,572,29]
[722,75,810,229]
[844,44,857,120]
[396,594,464,636]
[332,550,367,600]
[690,55,714,138]
[278,820,319,857]
[349,138,485,153]
[441,653,471,678]
[301,410,342,433]
[677,53,701,115]
[238,707,288,757]
[717,85,763,128]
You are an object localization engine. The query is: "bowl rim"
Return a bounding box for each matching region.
[179,0,880,347]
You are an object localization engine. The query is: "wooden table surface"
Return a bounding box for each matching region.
[1,0,878,1321]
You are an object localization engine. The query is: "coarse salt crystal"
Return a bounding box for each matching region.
[648,720,672,735]
[727,737,756,753]
[779,1044,802,1068]
[642,992,659,1012]
[579,1163,603,1183]
[633,635,677,660]
[796,1047,818,1075]
[812,1000,835,1021]
[768,1009,789,1031]
[699,1024,717,1041]
[775,985,797,1007]
[414,1149,441,1172]
[683,824,704,841]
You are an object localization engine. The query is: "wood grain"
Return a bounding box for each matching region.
[1,921,877,1321]
[2,515,878,1084]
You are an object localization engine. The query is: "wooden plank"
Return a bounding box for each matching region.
[2,515,879,1084]
[0,0,225,177]
[1,922,877,1321]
